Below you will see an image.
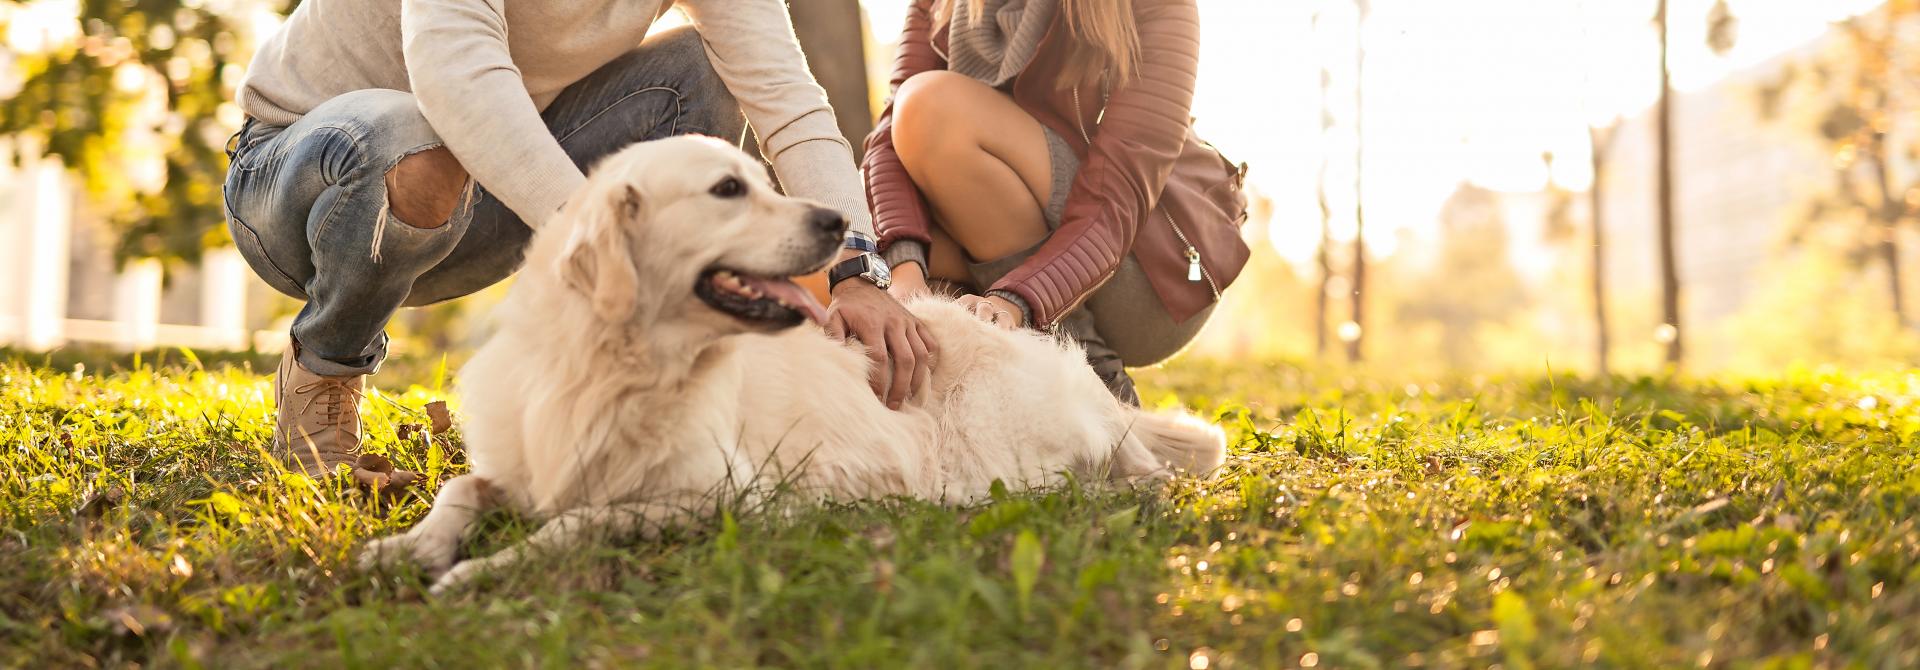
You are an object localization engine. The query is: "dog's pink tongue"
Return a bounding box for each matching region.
[745,277,830,325]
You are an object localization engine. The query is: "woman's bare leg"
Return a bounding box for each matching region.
[892,71,1057,264]
[924,223,973,285]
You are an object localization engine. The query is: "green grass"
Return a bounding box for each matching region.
[2,355,1917,669]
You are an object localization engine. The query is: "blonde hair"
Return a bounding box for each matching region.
[935,0,1140,85]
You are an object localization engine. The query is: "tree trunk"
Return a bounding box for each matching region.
[1883,232,1906,326]
[1346,0,1369,364]
[1869,136,1910,327]
[1655,0,1684,368]
[1316,203,1332,356]
[1314,12,1333,357]
[786,0,874,146]
[1589,126,1612,376]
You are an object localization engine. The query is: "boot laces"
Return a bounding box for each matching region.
[294,378,363,428]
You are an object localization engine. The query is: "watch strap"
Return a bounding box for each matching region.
[827,255,875,289]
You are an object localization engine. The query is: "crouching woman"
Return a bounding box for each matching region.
[862,0,1250,405]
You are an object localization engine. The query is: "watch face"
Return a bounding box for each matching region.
[865,257,892,289]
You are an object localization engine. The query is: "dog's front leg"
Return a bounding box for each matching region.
[360,475,498,576]
[428,501,694,595]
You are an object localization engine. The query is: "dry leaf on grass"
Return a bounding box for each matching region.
[74,485,125,520]
[353,453,419,494]
[426,400,453,435]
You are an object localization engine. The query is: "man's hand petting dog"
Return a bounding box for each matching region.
[956,294,1025,331]
[826,277,936,411]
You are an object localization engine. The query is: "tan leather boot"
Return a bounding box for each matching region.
[273,340,418,491]
[274,341,364,476]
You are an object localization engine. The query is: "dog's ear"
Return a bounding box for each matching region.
[559,184,643,322]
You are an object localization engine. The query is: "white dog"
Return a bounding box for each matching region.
[360,136,1226,592]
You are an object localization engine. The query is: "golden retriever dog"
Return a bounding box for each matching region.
[360,136,1226,593]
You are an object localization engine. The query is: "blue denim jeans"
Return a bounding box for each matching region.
[223,27,744,376]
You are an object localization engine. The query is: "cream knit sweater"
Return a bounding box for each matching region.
[237,0,870,233]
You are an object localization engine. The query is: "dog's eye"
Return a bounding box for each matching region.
[709,176,747,199]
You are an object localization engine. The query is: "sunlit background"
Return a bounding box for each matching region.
[3,0,1917,375]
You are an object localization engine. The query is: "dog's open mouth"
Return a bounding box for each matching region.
[694,269,829,326]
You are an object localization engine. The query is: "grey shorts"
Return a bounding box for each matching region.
[969,126,1215,367]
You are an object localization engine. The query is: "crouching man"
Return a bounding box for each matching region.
[225,0,932,487]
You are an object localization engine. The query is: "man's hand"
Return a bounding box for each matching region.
[956,294,1025,330]
[825,263,937,411]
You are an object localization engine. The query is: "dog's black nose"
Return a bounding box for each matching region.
[809,207,849,239]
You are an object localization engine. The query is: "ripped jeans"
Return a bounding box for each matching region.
[222,27,744,376]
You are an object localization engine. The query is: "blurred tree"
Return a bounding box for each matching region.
[1315,164,1333,357]
[1654,0,1683,367]
[1346,0,1369,364]
[1586,128,1619,375]
[1399,184,1526,368]
[0,0,274,266]
[1758,1,1920,329]
[1706,0,1737,57]
[1312,10,1333,357]
[1577,0,1626,376]
[1540,149,1610,374]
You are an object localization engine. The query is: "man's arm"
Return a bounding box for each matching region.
[680,0,931,409]
[400,0,585,228]
[677,0,874,237]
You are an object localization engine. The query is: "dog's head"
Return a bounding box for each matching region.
[550,135,848,336]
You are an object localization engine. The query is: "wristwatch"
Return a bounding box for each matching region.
[828,253,891,291]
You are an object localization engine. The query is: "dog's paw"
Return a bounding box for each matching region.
[428,557,493,596]
[358,532,456,575]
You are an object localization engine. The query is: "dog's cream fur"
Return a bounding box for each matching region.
[360,137,1226,592]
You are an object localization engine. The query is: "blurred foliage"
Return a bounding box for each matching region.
[1722,251,1920,371]
[0,0,287,266]
[1758,0,1920,326]
[1398,184,1528,369]
[1706,0,1738,57]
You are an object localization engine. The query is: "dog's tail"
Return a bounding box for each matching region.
[1113,408,1228,480]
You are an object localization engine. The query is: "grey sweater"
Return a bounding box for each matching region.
[236,0,870,233]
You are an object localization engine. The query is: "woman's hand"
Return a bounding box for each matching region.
[957,294,1025,330]
[889,262,932,300]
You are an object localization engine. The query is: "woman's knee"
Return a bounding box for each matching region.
[892,71,985,164]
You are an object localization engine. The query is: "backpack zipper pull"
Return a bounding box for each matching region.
[1186,247,1202,282]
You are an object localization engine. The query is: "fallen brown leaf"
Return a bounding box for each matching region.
[426,401,453,435]
[74,485,125,520]
[351,454,418,496]
[357,453,395,474]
